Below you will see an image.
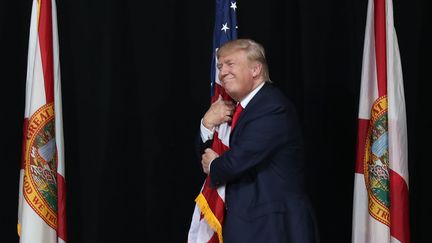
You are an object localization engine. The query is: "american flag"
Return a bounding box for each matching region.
[188,0,238,242]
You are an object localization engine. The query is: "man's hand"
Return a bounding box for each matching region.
[202,95,235,130]
[201,148,219,174]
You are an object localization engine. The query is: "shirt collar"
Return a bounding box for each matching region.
[239,82,265,108]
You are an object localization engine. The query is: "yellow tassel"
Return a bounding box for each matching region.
[195,193,223,243]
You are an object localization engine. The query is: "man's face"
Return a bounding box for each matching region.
[217,50,256,101]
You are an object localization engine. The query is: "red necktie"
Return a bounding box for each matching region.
[231,104,243,130]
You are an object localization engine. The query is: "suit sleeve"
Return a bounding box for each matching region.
[209,103,301,187]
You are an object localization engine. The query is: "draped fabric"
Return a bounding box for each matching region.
[188,1,238,242]
[17,0,67,242]
[352,0,410,242]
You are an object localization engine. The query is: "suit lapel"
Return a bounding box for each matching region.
[229,83,270,143]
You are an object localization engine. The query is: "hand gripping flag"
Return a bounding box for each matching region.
[18,0,67,242]
[188,0,238,242]
[352,0,410,242]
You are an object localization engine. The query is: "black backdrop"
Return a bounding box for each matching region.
[1,0,429,242]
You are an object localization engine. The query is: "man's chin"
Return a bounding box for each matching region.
[225,90,238,100]
[223,88,233,95]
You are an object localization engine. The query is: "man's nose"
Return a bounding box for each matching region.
[220,65,228,76]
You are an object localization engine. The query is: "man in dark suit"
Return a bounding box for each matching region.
[199,39,319,243]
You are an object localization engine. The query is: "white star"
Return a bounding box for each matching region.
[221,23,230,33]
[230,2,237,11]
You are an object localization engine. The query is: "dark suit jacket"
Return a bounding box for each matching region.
[202,83,319,243]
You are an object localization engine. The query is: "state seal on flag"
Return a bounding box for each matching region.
[364,95,390,226]
[23,103,58,229]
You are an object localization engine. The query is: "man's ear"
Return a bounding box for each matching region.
[252,62,263,78]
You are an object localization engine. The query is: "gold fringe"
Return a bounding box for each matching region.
[195,193,223,243]
[17,223,21,236]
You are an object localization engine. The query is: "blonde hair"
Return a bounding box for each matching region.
[217,39,271,82]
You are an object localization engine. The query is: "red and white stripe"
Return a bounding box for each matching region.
[352,0,410,242]
[18,0,66,242]
[188,56,232,243]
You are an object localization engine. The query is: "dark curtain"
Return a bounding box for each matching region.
[1,0,429,242]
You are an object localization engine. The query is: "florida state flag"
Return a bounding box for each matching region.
[352,0,410,242]
[17,0,67,242]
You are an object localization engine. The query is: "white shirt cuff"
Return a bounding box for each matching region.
[200,119,215,142]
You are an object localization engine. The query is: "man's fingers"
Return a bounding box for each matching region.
[224,100,234,107]
[204,148,219,157]
[202,163,209,175]
[227,105,235,112]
